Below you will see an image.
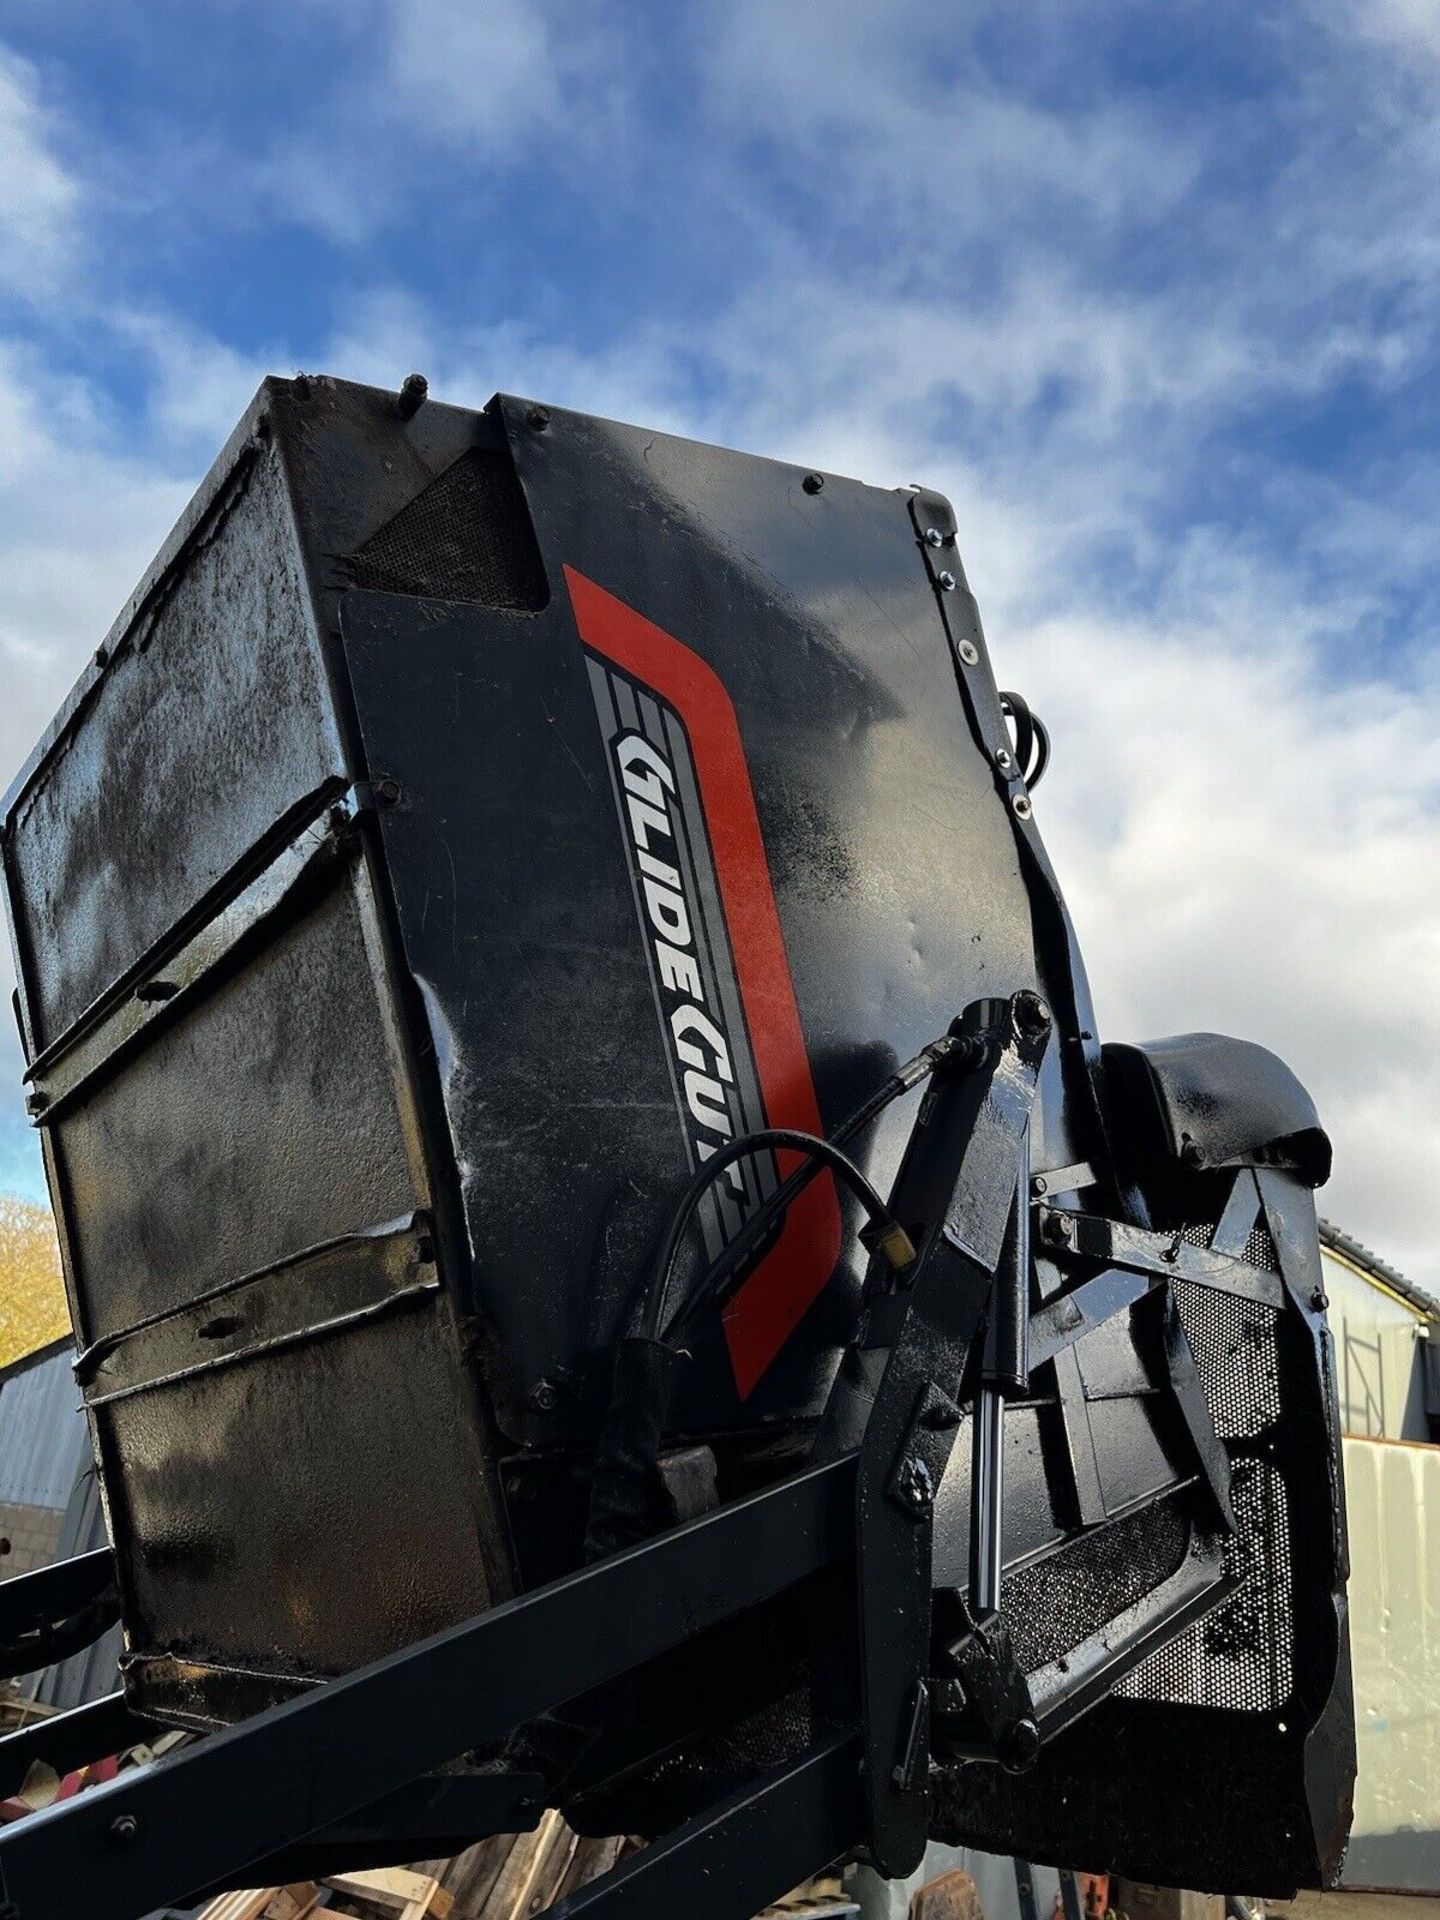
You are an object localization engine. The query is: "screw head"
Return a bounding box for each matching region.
[1031,1175,1048,1198]
[958,638,980,665]
[937,570,957,591]
[802,472,825,494]
[374,775,402,806]
[109,1813,141,1846]
[1311,1287,1329,1312]
[527,1379,559,1414]
[1013,794,1033,820]
[995,747,1014,771]
[1041,1211,1074,1249]
[924,526,945,548]
[1013,990,1051,1038]
[526,405,551,430]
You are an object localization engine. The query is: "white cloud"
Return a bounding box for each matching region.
[0,46,81,297]
[0,340,193,791]
[383,0,561,146]
[111,310,282,454]
[1008,604,1440,1285]
[1344,0,1440,61]
[702,0,1205,237]
[241,0,638,241]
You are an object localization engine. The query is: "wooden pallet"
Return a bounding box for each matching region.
[197,1871,451,1920]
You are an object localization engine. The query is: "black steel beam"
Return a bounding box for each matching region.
[0,1455,854,1920]
[0,1695,151,1801]
[0,1550,115,1643]
[1042,1211,1283,1310]
[548,1733,863,1920]
[188,1771,547,1895]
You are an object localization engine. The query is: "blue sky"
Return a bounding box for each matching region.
[0,0,1437,1279]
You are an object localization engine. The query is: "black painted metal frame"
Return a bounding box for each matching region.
[0,1460,859,1920]
[0,994,1046,1920]
[0,988,1290,1920]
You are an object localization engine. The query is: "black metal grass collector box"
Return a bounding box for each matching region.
[2,376,1049,1723]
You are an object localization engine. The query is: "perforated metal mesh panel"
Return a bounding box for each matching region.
[1178,1219,1278,1271]
[347,448,548,609]
[1171,1278,1282,1443]
[1003,1494,1191,1673]
[1118,1460,1293,1712]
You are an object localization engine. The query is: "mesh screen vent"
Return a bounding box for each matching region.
[1117,1459,1293,1712]
[1244,1221,1279,1270]
[1178,1220,1278,1271]
[1171,1279,1281,1442]
[346,448,548,610]
[1002,1493,1190,1674]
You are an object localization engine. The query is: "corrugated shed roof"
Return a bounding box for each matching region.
[0,1347,90,1510]
[34,1463,122,1712]
[0,1193,69,1375]
[1320,1218,1440,1320]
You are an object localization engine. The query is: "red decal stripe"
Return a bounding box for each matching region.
[565,566,843,1398]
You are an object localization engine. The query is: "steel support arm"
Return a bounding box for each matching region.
[0,1456,853,1920]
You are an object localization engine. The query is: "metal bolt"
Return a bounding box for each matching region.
[1013,990,1051,1038]
[397,373,428,420]
[374,775,402,806]
[920,1400,960,1431]
[995,747,1014,772]
[924,526,945,548]
[109,1814,141,1846]
[527,1379,559,1414]
[895,1455,934,1515]
[802,472,825,494]
[1041,1211,1074,1249]
[999,1715,1040,1774]
[1031,1175,1048,1198]
[526,405,551,431]
[1013,794,1033,820]
[958,638,980,665]
[937,570,957,591]
[1311,1287,1329,1312]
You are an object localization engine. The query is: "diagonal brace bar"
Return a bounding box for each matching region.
[0,1455,854,1920]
